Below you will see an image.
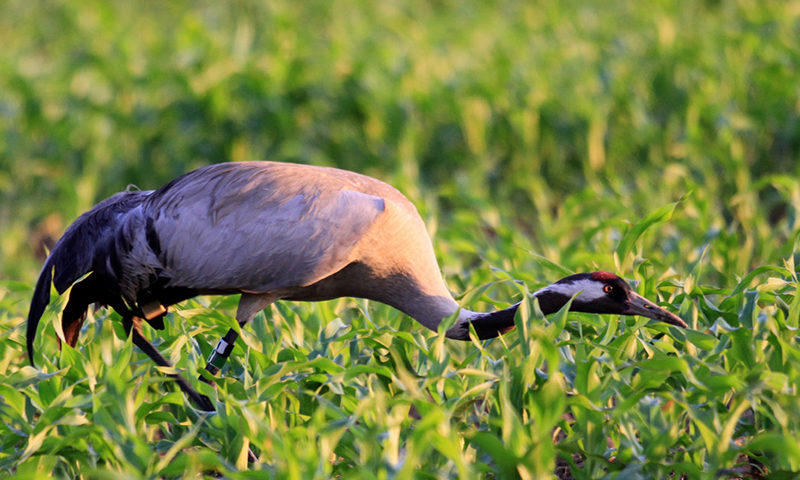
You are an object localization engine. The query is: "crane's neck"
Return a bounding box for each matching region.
[363,268,574,341]
[442,285,573,340]
[444,303,520,340]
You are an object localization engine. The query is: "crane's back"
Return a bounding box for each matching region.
[139,162,451,308]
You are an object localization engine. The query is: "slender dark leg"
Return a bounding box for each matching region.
[196,327,257,462]
[115,296,258,462]
[121,315,215,412]
[121,315,258,462]
[198,292,274,384]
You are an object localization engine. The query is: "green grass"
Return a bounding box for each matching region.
[2,0,800,478]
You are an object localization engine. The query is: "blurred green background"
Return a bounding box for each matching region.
[2,0,798,285]
[3,1,800,477]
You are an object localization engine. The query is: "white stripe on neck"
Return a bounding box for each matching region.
[458,308,480,321]
[534,279,605,302]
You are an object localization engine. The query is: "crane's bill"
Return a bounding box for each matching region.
[623,292,687,328]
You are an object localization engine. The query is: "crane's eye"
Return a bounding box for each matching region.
[603,285,614,294]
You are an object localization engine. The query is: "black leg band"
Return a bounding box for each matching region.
[200,328,239,384]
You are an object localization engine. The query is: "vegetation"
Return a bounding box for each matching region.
[2,0,800,477]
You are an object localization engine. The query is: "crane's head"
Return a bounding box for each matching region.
[535,271,687,327]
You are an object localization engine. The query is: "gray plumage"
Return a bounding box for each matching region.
[27,161,686,366]
[28,162,462,364]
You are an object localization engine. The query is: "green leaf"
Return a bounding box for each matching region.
[469,432,520,478]
[747,434,800,471]
[683,329,717,350]
[616,200,681,267]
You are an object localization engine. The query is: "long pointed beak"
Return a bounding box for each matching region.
[624,292,687,328]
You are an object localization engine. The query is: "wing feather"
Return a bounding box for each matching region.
[145,162,389,292]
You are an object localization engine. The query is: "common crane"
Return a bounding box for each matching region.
[27,161,686,410]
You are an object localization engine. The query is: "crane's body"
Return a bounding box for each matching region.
[146,162,465,330]
[28,162,495,364]
[27,161,686,407]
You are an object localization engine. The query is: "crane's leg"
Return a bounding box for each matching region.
[121,315,258,462]
[199,293,277,383]
[121,315,216,411]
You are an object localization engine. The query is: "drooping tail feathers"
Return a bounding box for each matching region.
[26,257,54,365]
[26,190,150,366]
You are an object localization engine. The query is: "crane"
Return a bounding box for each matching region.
[27,161,687,410]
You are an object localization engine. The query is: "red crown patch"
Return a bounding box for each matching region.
[590,271,619,282]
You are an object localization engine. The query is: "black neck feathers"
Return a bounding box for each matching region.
[449,287,577,341]
[450,303,520,340]
[533,290,572,316]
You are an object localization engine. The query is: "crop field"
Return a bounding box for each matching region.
[2,0,800,478]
